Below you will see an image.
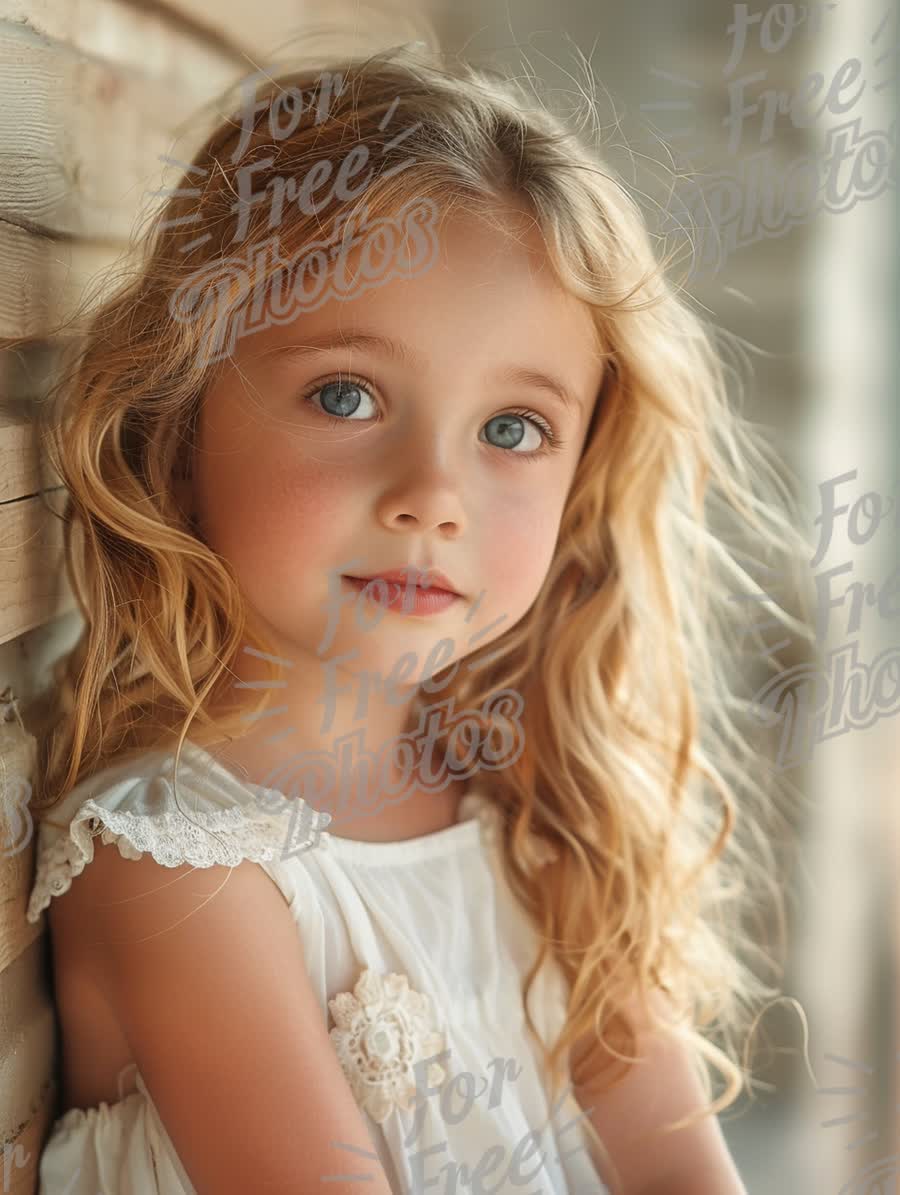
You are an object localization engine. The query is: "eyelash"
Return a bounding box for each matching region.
[298,372,567,459]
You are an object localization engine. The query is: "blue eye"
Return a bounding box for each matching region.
[298,373,565,458]
[480,412,554,454]
[302,374,377,421]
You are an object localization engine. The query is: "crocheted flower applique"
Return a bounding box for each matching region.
[328,969,448,1125]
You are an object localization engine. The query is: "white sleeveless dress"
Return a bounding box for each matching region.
[26,740,610,1194]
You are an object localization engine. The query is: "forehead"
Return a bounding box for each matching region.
[236,203,607,390]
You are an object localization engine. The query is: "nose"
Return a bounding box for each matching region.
[374,456,467,537]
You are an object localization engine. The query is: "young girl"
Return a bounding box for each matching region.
[23,23,811,1195]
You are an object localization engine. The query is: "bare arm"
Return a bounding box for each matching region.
[571,993,749,1195]
[54,840,394,1195]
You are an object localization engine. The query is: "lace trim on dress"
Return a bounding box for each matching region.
[25,783,330,923]
[26,778,556,923]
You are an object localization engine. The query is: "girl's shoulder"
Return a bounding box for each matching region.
[26,740,330,924]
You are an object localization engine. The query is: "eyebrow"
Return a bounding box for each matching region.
[261,330,585,414]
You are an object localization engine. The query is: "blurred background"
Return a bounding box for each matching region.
[0,0,896,1192]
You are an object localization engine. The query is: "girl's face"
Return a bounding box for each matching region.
[191,204,606,707]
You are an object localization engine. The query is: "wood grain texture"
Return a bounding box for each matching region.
[0,16,237,244]
[0,7,247,342]
[2,0,249,65]
[0,719,40,974]
[0,490,74,649]
[0,411,63,505]
[0,717,55,1195]
[0,1079,58,1195]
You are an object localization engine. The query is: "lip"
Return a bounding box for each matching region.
[344,566,461,597]
[341,574,461,617]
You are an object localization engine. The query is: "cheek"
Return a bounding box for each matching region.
[197,462,348,645]
[264,461,358,563]
[478,490,561,604]
[195,424,352,587]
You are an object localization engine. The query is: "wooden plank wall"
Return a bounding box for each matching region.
[0,1,304,1189]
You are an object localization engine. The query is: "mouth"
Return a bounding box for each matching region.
[340,570,463,616]
[343,568,461,597]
